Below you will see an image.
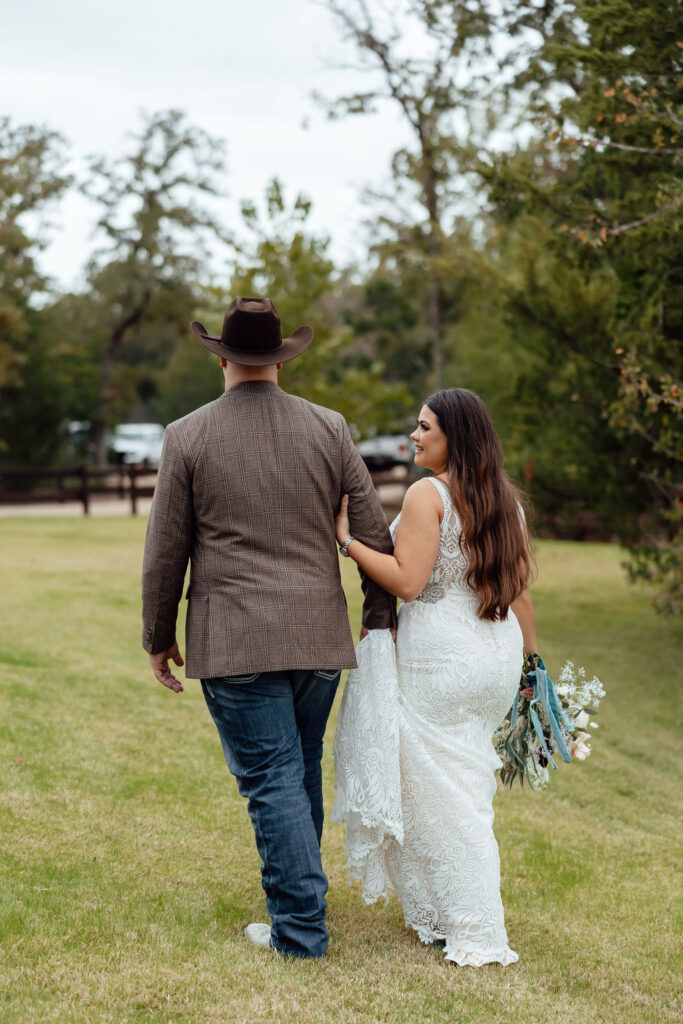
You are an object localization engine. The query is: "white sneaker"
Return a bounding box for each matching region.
[244,922,273,949]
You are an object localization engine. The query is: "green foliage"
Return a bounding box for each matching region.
[151,342,223,425]
[228,179,413,434]
[474,0,682,607]
[342,220,478,412]
[343,275,426,406]
[318,0,502,387]
[83,110,228,461]
[0,120,71,463]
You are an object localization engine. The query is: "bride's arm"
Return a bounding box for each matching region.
[335,480,441,602]
[510,588,537,653]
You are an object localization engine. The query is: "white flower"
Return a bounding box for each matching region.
[568,732,591,761]
[574,710,590,730]
[526,757,549,789]
[590,722,599,729]
[586,676,606,702]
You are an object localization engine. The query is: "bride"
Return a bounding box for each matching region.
[332,388,537,967]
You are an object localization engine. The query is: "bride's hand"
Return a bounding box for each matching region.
[335,494,351,545]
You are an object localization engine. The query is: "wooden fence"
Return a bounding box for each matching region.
[0,464,415,515]
[0,464,156,515]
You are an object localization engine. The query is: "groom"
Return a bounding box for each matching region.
[142,297,397,958]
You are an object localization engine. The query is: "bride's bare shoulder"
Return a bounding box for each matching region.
[401,478,444,520]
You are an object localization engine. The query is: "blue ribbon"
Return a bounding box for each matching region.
[512,657,573,772]
[528,700,560,769]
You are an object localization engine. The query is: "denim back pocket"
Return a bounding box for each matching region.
[314,669,340,681]
[228,672,261,684]
[203,673,261,700]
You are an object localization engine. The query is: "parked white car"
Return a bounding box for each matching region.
[357,434,412,471]
[108,423,165,465]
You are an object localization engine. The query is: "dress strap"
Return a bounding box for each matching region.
[425,476,452,518]
[425,476,450,497]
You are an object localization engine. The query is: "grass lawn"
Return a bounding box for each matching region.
[1,517,681,1024]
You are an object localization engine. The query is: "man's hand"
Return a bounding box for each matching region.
[149,643,185,692]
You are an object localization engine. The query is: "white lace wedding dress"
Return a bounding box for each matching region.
[332,477,522,966]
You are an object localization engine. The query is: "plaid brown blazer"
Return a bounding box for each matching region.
[142,381,397,678]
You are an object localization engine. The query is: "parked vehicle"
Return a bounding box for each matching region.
[357,434,412,471]
[108,423,165,465]
[62,420,94,461]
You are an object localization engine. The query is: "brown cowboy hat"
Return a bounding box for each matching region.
[190,297,313,365]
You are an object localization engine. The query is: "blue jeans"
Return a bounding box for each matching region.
[201,668,341,958]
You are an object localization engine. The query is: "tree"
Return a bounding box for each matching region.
[83,110,227,463]
[342,273,425,406]
[478,0,683,608]
[342,216,482,413]
[0,119,71,463]
[317,0,510,391]
[224,178,413,434]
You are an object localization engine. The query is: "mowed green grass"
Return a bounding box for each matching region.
[0,517,681,1024]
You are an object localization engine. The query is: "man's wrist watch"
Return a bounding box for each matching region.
[339,536,356,558]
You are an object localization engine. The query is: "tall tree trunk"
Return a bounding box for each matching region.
[425,163,444,391]
[92,290,151,465]
[427,270,443,390]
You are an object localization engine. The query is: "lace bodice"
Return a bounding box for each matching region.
[391,477,476,604]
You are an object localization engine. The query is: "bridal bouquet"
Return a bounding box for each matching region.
[494,654,606,791]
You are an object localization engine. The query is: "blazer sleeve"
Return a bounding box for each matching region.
[141,424,194,654]
[339,418,398,631]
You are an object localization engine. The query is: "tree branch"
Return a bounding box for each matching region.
[583,138,683,157]
[626,416,683,462]
[607,195,683,237]
[323,0,422,133]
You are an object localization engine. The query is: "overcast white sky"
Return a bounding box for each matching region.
[1,0,415,290]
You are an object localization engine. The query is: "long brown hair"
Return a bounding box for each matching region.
[425,388,531,621]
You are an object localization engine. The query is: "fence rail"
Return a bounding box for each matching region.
[0,464,416,515]
[0,464,156,515]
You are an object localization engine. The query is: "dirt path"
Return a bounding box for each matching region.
[0,483,407,519]
[0,495,154,517]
